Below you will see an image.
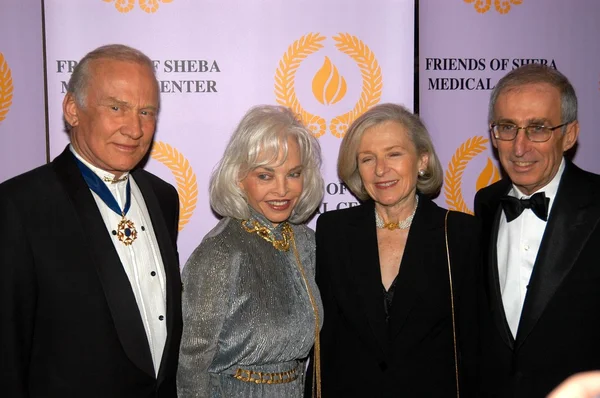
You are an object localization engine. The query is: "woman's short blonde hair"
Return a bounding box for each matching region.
[210,105,324,223]
[338,103,443,200]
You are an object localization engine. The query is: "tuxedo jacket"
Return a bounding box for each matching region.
[0,148,182,397]
[315,196,480,397]
[474,160,600,398]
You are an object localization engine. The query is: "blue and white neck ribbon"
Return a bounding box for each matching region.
[74,157,138,246]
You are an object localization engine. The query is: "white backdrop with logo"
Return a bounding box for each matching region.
[44,0,415,264]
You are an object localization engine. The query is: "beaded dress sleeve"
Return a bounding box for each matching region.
[177,217,239,397]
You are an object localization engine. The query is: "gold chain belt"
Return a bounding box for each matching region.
[232,367,298,384]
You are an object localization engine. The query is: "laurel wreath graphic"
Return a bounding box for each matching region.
[274,33,382,139]
[103,0,173,13]
[444,136,489,214]
[103,0,134,13]
[275,33,327,138]
[330,33,382,138]
[0,52,14,124]
[464,0,523,14]
[150,141,197,231]
[140,0,172,13]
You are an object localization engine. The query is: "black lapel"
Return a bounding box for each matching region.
[347,201,390,358]
[387,196,437,339]
[480,179,515,350]
[132,170,182,383]
[515,162,600,349]
[52,147,155,378]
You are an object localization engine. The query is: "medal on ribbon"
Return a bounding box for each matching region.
[116,216,137,246]
[74,156,138,246]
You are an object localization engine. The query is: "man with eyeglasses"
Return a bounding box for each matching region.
[475,64,600,398]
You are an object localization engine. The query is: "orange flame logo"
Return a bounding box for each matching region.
[476,158,501,191]
[312,56,347,105]
[445,136,501,214]
[274,33,382,139]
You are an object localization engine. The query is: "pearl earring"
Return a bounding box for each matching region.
[418,169,425,177]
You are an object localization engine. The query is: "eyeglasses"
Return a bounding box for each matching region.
[490,122,571,142]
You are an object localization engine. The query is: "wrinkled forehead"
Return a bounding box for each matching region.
[89,58,157,87]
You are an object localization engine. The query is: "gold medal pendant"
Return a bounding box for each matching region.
[117,216,137,246]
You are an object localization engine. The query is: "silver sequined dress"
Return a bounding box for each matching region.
[177,212,323,398]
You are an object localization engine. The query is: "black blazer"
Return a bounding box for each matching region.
[0,148,182,398]
[315,195,480,397]
[475,160,600,398]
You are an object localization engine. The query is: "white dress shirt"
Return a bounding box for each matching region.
[71,146,167,375]
[497,158,565,338]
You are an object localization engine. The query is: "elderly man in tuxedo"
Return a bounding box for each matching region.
[0,44,182,397]
[475,64,600,397]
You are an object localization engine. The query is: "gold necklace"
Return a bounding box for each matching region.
[375,195,419,230]
[241,219,292,251]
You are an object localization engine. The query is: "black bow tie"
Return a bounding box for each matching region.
[500,192,550,222]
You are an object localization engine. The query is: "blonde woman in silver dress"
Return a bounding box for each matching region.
[177,105,324,398]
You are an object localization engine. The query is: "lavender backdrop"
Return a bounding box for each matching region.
[420,0,600,213]
[0,0,46,183]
